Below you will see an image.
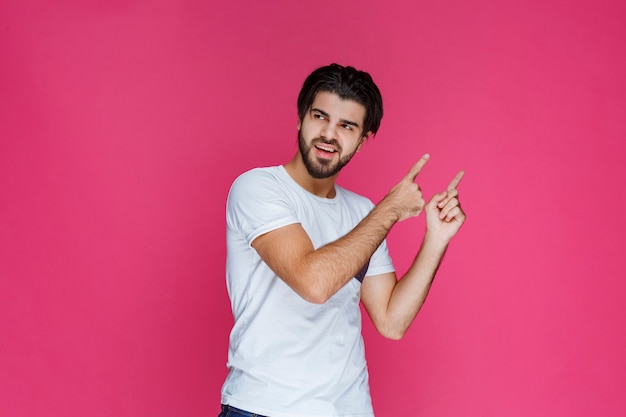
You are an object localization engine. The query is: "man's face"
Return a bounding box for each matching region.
[298,91,370,179]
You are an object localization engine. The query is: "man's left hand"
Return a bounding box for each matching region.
[425,171,466,243]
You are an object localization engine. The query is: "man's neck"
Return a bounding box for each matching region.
[284,153,338,199]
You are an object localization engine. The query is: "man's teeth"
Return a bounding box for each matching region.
[316,145,336,152]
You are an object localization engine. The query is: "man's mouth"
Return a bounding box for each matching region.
[314,144,338,159]
[315,144,337,153]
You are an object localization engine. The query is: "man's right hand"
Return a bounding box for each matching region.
[381,154,429,222]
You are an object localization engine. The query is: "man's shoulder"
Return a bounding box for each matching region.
[234,165,282,182]
[231,165,285,191]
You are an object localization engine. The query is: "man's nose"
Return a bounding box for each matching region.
[320,123,337,140]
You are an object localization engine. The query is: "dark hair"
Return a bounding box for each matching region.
[297,64,383,138]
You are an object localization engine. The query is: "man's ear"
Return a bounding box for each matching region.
[356,131,373,152]
[297,120,301,131]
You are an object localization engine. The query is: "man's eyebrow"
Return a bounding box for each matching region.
[311,108,361,129]
[311,108,330,118]
[340,119,360,128]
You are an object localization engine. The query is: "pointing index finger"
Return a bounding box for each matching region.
[448,170,465,191]
[406,154,430,181]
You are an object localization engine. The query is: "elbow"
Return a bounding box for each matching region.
[383,330,406,341]
[291,273,334,304]
[290,277,331,304]
[378,324,407,341]
[299,288,332,304]
[303,296,329,305]
[280,273,333,304]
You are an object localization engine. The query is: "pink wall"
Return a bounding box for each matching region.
[1,0,625,416]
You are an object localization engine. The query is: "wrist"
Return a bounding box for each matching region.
[423,230,450,251]
[376,195,402,223]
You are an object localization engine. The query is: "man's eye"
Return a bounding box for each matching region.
[342,124,352,130]
[314,114,325,120]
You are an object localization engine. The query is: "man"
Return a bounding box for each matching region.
[220,64,465,417]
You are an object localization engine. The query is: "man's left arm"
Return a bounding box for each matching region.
[361,171,466,340]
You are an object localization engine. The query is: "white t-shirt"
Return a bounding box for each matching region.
[221,166,395,417]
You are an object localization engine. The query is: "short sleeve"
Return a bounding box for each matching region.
[365,238,395,277]
[226,168,300,246]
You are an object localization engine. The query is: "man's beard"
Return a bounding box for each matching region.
[298,131,358,179]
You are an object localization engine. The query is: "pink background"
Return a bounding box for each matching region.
[1,0,625,416]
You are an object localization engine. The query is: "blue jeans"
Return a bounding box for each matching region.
[218,404,267,417]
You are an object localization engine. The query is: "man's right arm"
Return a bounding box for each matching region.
[251,155,430,304]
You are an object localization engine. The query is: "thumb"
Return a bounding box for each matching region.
[427,191,447,209]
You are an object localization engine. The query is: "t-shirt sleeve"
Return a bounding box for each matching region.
[357,198,395,278]
[226,169,300,246]
[365,237,395,277]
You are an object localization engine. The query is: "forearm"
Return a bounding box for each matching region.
[305,155,430,300]
[253,157,430,304]
[383,233,448,338]
[362,168,466,338]
[300,199,400,303]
